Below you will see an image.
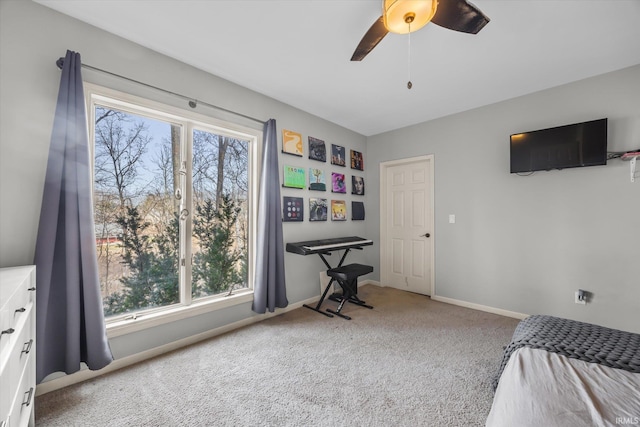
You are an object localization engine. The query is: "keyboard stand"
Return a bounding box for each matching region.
[302,279,336,318]
[302,247,354,317]
[286,237,374,319]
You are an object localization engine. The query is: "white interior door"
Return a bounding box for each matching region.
[380,156,434,296]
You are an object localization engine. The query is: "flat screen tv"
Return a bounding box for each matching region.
[510,118,608,173]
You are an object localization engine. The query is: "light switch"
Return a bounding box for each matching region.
[449,214,456,224]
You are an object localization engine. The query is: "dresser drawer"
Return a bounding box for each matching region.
[2,302,34,384]
[5,359,35,427]
[0,301,33,367]
[0,269,35,356]
[0,266,36,427]
[0,303,33,422]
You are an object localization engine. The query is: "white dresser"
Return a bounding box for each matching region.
[0,266,36,427]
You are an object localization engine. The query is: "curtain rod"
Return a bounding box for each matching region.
[56,57,266,125]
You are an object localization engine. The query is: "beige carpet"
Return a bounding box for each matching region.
[35,285,519,426]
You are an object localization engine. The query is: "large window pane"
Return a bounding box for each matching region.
[93,106,181,317]
[191,129,249,299]
[89,86,258,325]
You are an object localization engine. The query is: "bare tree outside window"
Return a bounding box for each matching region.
[92,104,251,318]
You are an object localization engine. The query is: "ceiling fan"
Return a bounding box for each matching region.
[351,0,490,62]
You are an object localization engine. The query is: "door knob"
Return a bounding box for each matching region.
[421,233,430,238]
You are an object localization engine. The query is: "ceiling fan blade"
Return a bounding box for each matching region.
[431,0,490,34]
[351,16,389,61]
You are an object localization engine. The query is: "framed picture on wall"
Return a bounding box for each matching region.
[350,149,364,170]
[309,168,326,191]
[331,200,347,221]
[352,201,365,220]
[308,136,326,162]
[351,176,364,195]
[309,198,328,221]
[282,196,303,222]
[331,172,346,193]
[331,144,346,166]
[283,165,305,189]
[282,129,303,156]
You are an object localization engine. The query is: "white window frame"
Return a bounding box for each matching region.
[85,83,260,338]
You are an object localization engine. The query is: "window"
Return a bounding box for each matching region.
[87,85,259,325]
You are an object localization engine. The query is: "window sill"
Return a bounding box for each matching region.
[106,290,254,338]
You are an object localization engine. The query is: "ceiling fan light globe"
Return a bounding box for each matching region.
[383,0,437,34]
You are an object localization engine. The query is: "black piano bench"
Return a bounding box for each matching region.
[325,263,374,320]
[302,263,374,320]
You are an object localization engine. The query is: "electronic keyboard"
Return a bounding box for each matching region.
[286,236,373,255]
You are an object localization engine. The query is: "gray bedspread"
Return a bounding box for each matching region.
[493,314,640,389]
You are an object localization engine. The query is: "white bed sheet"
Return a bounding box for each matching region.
[486,347,640,427]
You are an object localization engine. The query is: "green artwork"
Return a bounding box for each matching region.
[283,165,305,189]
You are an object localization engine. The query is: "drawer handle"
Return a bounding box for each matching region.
[15,307,26,313]
[1,328,15,335]
[22,387,34,407]
[22,339,34,355]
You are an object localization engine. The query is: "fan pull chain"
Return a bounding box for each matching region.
[407,22,413,89]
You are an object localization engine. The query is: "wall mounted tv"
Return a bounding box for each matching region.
[510,118,608,173]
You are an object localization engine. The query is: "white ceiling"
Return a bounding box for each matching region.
[35,0,640,136]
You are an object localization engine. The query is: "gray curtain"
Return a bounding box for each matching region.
[34,50,113,383]
[252,119,288,313]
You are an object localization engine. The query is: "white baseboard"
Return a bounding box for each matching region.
[36,295,320,396]
[430,295,528,320]
[364,279,526,319]
[365,281,526,319]
[361,279,382,287]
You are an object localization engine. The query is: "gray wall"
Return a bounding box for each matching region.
[0,0,367,362]
[1,0,638,374]
[366,65,640,333]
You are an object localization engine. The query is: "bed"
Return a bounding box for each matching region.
[486,315,640,427]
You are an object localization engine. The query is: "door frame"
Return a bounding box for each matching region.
[379,155,435,296]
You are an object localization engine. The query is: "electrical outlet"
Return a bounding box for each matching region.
[574,291,586,305]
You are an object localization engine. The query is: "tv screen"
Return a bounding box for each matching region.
[510,118,608,173]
